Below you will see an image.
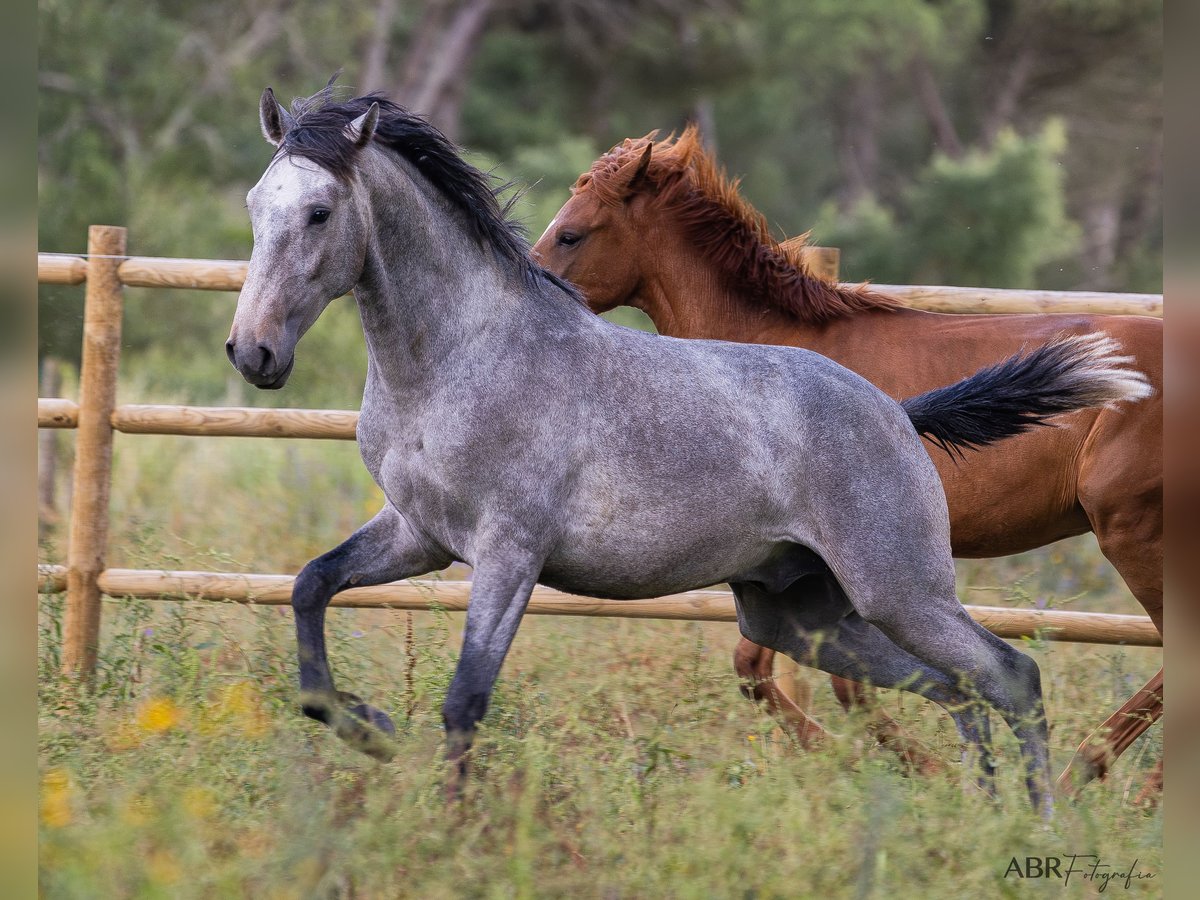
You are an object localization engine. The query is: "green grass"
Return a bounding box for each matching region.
[37,431,1163,898]
[38,591,1162,898]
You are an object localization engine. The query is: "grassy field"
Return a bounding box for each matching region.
[38,432,1163,898]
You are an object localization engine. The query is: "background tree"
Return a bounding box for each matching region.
[38,0,1161,406]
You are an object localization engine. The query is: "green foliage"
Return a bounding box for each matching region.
[816,124,1080,287]
[905,123,1079,287]
[813,196,910,284]
[37,0,1159,393]
[745,0,986,84]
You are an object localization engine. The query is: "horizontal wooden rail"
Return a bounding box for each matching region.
[117,256,249,291]
[112,404,358,439]
[39,253,1162,318]
[38,398,80,429]
[37,399,359,439]
[35,565,1161,646]
[876,284,1162,317]
[38,253,249,291]
[38,254,88,285]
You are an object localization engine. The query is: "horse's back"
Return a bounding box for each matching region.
[787,309,1162,555]
[537,319,949,597]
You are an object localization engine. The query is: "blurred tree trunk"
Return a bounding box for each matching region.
[358,0,496,138]
[1080,198,1121,290]
[397,0,496,139]
[360,0,400,93]
[911,55,962,159]
[584,68,616,143]
[679,17,717,153]
[1118,125,1162,260]
[979,27,1037,148]
[834,74,881,209]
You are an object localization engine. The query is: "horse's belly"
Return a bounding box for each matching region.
[537,521,772,600]
[536,558,732,600]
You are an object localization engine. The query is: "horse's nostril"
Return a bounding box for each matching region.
[225,339,236,366]
[256,344,274,374]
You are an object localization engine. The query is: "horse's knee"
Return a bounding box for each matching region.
[293,557,338,613]
[831,676,867,711]
[734,639,770,677]
[1000,646,1043,698]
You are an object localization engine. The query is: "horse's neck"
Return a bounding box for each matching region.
[630,252,984,397]
[353,164,520,394]
[632,240,818,343]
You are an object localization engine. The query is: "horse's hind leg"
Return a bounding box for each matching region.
[1066,454,1163,797]
[292,505,449,760]
[732,579,992,789]
[733,640,944,772]
[1057,667,1163,797]
[848,580,1053,818]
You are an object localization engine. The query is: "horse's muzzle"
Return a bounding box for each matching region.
[226,338,295,389]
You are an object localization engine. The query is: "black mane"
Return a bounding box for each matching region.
[277,86,581,300]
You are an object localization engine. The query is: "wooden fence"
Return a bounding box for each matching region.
[36,226,1164,681]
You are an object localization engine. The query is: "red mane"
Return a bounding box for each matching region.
[578,126,898,324]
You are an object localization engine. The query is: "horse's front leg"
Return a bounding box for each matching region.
[733,640,826,749]
[441,547,542,795]
[293,505,449,760]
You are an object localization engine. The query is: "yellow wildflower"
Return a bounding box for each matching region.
[136,696,183,733]
[201,681,270,738]
[40,768,74,828]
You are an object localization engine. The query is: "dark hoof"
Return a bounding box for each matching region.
[346,700,396,736]
[301,690,397,762]
[333,707,397,762]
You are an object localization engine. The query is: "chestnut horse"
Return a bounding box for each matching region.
[532,127,1163,799]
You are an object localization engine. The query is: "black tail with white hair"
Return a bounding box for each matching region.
[901,333,1153,458]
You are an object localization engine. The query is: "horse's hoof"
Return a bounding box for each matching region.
[347,700,397,737]
[302,690,396,761]
[332,703,397,762]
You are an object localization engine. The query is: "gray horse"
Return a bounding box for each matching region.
[226,84,1150,817]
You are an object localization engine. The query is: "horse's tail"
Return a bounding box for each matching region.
[901,333,1153,458]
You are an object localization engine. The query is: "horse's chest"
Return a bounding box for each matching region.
[371,429,545,556]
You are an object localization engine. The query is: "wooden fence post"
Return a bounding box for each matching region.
[63,225,126,679]
[800,246,840,283]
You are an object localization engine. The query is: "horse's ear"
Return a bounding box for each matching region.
[345,102,380,149]
[258,88,292,148]
[624,143,654,199]
[259,88,294,147]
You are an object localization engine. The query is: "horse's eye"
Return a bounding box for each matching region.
[557,231,581,247]
[309,208,331,225]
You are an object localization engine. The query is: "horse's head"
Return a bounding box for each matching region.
[531,142,656,315]
[227,88,379,389]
